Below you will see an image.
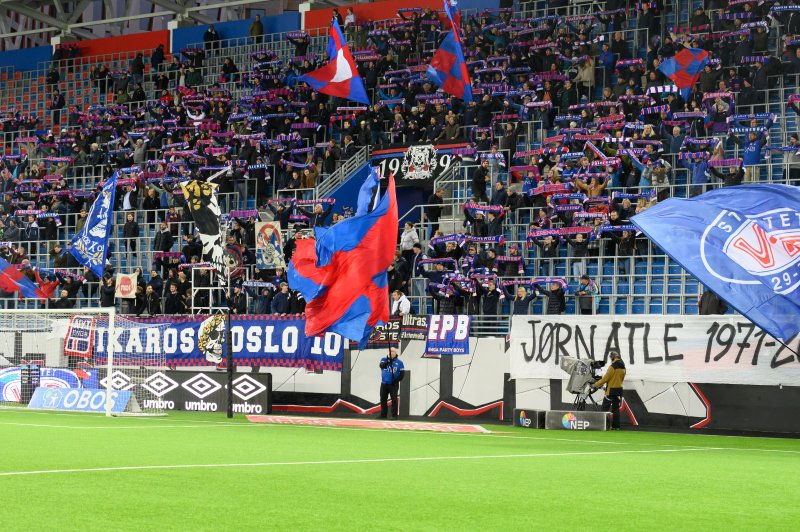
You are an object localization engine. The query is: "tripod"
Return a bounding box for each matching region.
[572,386,600,411]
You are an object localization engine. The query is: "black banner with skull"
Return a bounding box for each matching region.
[180,180,226,284]
[371,142,470,188]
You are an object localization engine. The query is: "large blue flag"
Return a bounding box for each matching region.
[631,185,800,342]
[69,172,117,277]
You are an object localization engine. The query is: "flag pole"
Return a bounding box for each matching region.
[226,265,234,419]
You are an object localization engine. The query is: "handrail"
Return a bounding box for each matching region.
[315,146,369,199]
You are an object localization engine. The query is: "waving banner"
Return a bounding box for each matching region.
[181,180,225,284]
[509,315,800,385]
[255,221,286,270]
[69,171,116,277]
[631,184,800,342]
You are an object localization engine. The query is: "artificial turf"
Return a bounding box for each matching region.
[0,408,798,531]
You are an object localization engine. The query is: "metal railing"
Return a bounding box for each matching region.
[316,146,370,199]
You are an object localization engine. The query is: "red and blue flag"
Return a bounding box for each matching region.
[0,258,57,299]
[657,47,709,99]
[298,19,369,105]
[426,0,472,102]
[288,168,398,347]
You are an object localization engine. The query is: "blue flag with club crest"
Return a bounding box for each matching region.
[69,172,117,277]
[631,184,800,342]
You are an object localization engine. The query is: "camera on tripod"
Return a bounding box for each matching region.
[559,356,605,411]
[589,359,606,377]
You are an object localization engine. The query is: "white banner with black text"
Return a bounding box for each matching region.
[509,315,800,386]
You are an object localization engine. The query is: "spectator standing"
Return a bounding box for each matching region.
[153,222,174,253]
[472,159,491,202]
[699,288,729,315]
[271,282,291,315]
[164,284,186,314]
[204,25,221,53]
[533,281,566,315]
[143,285,161,315]
[480,280,504,315]
[390,289,411,316]
[150,44,165,75]
[574,275,599,315]
[230,284,247,314]
[122,213,139,267]
[48,89,65,125]
[399,222,419,265]
[100,276,116,308]
[425,188,444,238]
[250,15,264,45]
[504,285,536,315]
[130,53,145,85]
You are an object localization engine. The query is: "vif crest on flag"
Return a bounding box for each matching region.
[705,207,800,295]
[632,184,800,343]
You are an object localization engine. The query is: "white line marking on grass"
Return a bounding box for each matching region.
[0,422,262,430]
[0,447,725,477]
[4,410,800,454]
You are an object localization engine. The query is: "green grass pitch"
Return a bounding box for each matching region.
[1,409,798,531]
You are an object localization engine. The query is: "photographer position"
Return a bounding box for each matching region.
[378,347,404,420]
[591,351,626,430]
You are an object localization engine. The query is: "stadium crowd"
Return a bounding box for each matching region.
[0,0,798,316]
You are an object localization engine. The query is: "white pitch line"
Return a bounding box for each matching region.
[0,422,263,430]
[0,447,725,477]
[3,411,800,453]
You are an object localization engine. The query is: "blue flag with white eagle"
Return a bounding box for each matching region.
[631,184,800,342]
[69,172,117,278]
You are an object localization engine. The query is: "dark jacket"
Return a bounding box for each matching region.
[100,283,115,307]
[699,290,728,315]
[480,285,503,315]
[164,292,186,314]
[535,284,566,315]
[271,291,290,314]
[153,229,174,252]
[430,287,457,314]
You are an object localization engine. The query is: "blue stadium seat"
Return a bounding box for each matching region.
[667,281,682,294]
[684,303,698,315]
[615,298,629,314]
[632,298,646,314]
[668,263,682,275]
[649,300,663,314]
[633,281,648,294]
[586,263,598,277]
[667,298,682,314]
[617,282,629,295]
